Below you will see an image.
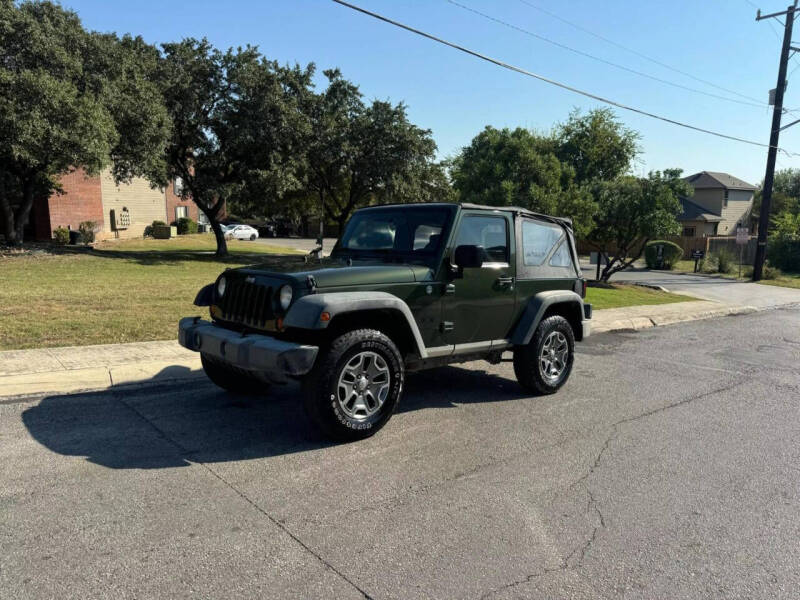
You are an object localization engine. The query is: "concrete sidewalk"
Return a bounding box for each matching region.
[0,300,758,399]
[0,341,202,398]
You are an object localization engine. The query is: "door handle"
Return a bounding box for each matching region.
[444,283,456,295]
[496,276,514,286]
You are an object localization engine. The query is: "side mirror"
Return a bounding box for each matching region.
[454,244,484,269]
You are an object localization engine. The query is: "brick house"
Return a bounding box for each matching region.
[678,171,756,239]
[32,170,199,241]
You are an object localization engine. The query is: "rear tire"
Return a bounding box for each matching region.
[513,315,575,395]
[250,234,256,241]
[201,353,269,395]
[302,329,404,441]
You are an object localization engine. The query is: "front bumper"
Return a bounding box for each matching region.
[178,318,318,383]
[582,302,592,338]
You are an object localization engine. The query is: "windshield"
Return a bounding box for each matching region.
[333,206,453,263]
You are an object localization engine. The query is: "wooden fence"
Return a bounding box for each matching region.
[577,235,758,264]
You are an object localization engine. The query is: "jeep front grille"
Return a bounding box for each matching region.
[218,278,275,327]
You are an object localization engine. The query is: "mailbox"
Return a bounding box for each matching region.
[110,207,131,231]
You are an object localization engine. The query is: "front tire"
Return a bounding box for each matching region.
[201,353,269,395]
[513,315,575,395]
[302,329,404,441]
[249,234,256,241]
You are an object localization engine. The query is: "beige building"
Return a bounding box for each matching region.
[32,169,198,241]
[99,171,168,239]
[678,171,756,238]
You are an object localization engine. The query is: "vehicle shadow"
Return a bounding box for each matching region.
[21,365,527,470]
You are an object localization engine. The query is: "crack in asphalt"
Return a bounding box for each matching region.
[111,391,374,600]
[104,373,752,600]
[480,377,751,599]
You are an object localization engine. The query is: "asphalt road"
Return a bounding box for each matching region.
[581,264,800,308]
[3,308,800,599]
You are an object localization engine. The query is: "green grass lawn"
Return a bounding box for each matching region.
[96,233,300,256]
[0,236,303,350]
[1,236,694,351]
[758,272,800,289]
[585,283,693,310]
[671,258,800,288]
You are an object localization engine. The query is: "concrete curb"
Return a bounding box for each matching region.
[592,304,758,334]
[0,357,203,400]
[0,303,763,400]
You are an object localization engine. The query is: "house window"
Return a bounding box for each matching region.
[682,226,696,237]
[724,190,729,207]
[175,206,188,220]
[174,177,184,196]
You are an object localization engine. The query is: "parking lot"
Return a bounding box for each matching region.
[3,307,799,599]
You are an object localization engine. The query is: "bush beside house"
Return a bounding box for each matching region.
[174,218,198,235]
[53,227,70,245]
[644,240,683,270]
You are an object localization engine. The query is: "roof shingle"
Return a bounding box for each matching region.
[683,171,756,191]
[677,196,723,222]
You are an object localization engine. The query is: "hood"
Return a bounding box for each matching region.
[237,258,433,289]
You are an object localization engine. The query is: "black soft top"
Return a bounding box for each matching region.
[355,202,574,229]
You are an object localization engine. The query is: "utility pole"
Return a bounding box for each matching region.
[753,2,798,281]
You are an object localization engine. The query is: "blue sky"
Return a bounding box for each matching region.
[63,0,800,184]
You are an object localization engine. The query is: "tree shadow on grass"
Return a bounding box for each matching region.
[21,364,527,470]
[53,245,307,267]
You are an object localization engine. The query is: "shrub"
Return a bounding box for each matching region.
[175,217,198,235]
[53,226,70,245]
[768,238,800,272]
[762,261,782,280]
[77,221,98,245]
[144,220,167,238]
[714,248,736,274]
[701,256,718,274]
[644,240,683,270]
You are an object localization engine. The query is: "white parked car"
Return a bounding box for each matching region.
[225,224,259,241]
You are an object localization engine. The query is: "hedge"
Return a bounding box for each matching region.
[768,239,800,272]
[644,240,683,270]
[175,217,198,235]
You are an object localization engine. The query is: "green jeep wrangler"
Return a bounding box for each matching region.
[179,203,591,440]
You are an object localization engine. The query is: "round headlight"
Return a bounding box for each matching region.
[216,276,227,297]
[278,284,293,311]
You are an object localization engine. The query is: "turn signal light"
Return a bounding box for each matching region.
[320,311,331,322]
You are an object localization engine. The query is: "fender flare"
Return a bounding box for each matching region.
[194,283,214,307]
[510,290,585,346]
[283,291,428,358]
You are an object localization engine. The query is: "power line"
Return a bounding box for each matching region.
[332,0,800,156]
[447,0,770,109]
[743,0,782,39]
[518,0,777,108]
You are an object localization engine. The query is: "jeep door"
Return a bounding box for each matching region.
[511,216,582,327]
[441,211,517,345]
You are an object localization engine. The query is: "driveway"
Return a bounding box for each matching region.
[581,264,800,308]
[3,308,800,598]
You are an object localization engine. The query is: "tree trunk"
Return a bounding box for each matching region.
[599,238,648,282]
[0,177,35,246]
[0,194,16,246]
[209,219,228,257]
[14,179,35,245]
[336,213,348,235]
[196,200,228,257]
